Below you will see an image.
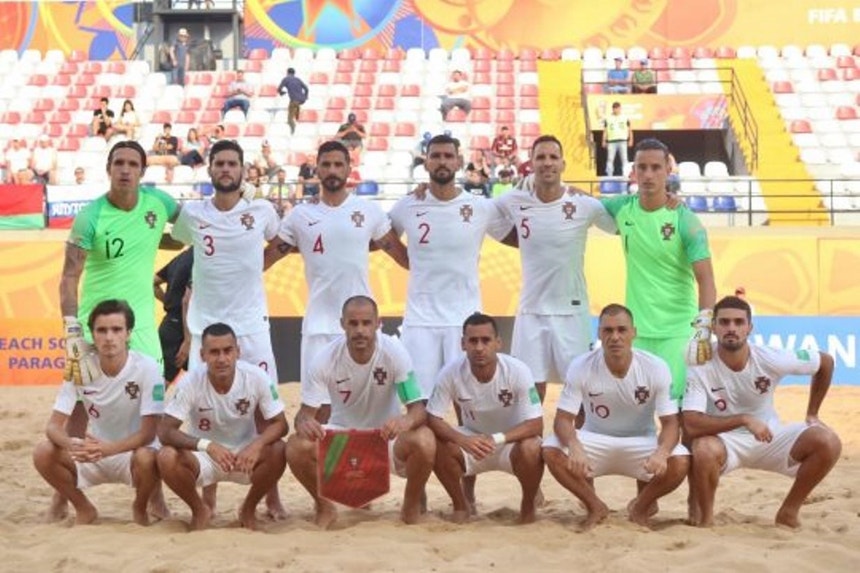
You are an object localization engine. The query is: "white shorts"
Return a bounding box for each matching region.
[301,333,340,394]
[511,313,591,384]
[718,422,810,477]
[192,451,252,488]
[324,424,407,478]
[76,451,133,489]
[456,427,518,476]
[190,330,278,384]
[400,325,462,397]
[543,430,689,482]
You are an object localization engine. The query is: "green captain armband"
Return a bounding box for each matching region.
[396,371,422,404]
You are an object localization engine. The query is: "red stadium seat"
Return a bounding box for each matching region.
[206,97,225,110]
[76,74,95,86]
[520,136,536,150]
[385,48,405,60]
[90,85,111,98]
[327,97,347,109]
[772,81,794,93]
[400,84,421,97]
[1,112,21,124]
[472,47,494,60]
[836,106,857,120]
[106,61,126,74]
[693,47,714,59]
[471,97,491,110]
[852,45,860,56]
[519,60,537,72]
[520,97,539,110]
[473,59,491,73]
[218,71,237,85]
[248,48,269,60]
[34,99,54,112]
[836,56,856,68]
[259,84,278,97]
[68,50,86,63]
[585,83,603,94]
[394,123,416,137]
[223,124,240,138]
[470,136,491,150]
[789,120,812,133]
[151,110,172,124]
[521,123,540,136]
[67,124,88,137]
[495,97,515,110]
[59,138,80,151]
[59,98,80,111]
[334,73,353,85]
[354,84,373,96]
[24,111,45,124]
[309,72,329,84]
[189,72,214,85]
[381,59,401,72]
[496,60,514,73]
[377,84,396,97]
[374,97,395,110]
[51,75,71,87]
[470,110,491,123]
[649,47,669,60]
[496,110,516,124]
[671,47,691,59]
[539,49,560,60]
[496,84,514,97]
[444,108,468,122]
[339,48,360,60]
[496,73,514,85]
[519,48,538,61]
[520,84,538,97]
[351,97,371,110]
[49,111,71,124]
[112,85,137,99]
[497,48,515,61]
[324,110,345,123]
[842,67,860,81]
[356,73,376,85]
[199,110,220,124]
[59,62,78,75]
[715,46,737,59]
[651,58,670,70]
[369,123,390,136]
[175,110,197,124]
[82,62,103,74]
[44,124,63,138]
[671,57,692,70]
[359,60,378,72]
[244,123,265,136]
[361,48,381,60]
[336,60,355,72]
[367,137,388,151]
[818,68,838,81]
[28,74,48,86]
[472,72,491,85]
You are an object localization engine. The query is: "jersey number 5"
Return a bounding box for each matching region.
[519,217,531,239]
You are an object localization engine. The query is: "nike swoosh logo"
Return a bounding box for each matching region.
[519,206,531,211]
[416,211,428,217]
[335,378,349,384]
[456,397,472,402]
[308,220,321,226]
[198,407,213,412]
[710,387,725,392]
[82,390,98,395]
[587,392,603,397]
[198,223,211,229]
[624,221,634,226]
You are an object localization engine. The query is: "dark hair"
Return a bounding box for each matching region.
[317,140,351,164]
[100,97,109,104]
[209,138,244,166]
[462,312,498,336]
[287,67,295,75]
[598,303,634,323]
[202,322,236,342]
[633,138,670,160]
[612,101,621,109]
[107,140,147,170]
[427,134,461,153]
[88,299,135,333]
[163,122,172,129]
[713,296,752,322]
[122,99,135,111]
[341,295,378,317]
[531,134,564,157]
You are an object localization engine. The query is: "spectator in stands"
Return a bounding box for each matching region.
[74,167,86,185]
[113,99,140,140]
[336,113,367,151]
[602,101,633,176]
[490,125,518,168]
[410,131,432,180]
[242,165,265,200]
[148,123,181,167]
[491,168,515,197]
[463,153,491,197]
[297,154,319,198]
[517,157,533,179]
[91,97,115,141]
[170,28,191,86]
[203,123,225,146]
[440,70,472,120]
[253,140,281,179]
[31,135,57,185]
[277,67,309,135]
[179,127,207,168]
[606,57,630,94]
[632,59,657,94]
[266,168,293,217]
[5,138,33,184]
[221,70,253,118]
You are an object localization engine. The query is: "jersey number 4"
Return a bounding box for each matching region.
[313,234,325,254]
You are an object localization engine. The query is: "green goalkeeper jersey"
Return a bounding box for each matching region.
[68,187,177,336]
[601,195,711,338]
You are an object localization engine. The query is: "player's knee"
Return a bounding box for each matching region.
[802,426,842,462]
[32,440,58,470]
[690,436,724,465]
[668,454,691,476]
[405,426,436,461]
[132,447,157,468]
[541,446,566,470]
[156,445,181,470]
[515,437,543,465]
[285,434,314,463]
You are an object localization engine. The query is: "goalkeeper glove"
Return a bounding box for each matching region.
[63,316,101,386]
[685,309,714,366]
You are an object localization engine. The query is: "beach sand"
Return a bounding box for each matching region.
[1,383,857,573]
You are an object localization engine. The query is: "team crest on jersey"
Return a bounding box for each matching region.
[754,376,771,394]
[235,398,251,415]
[240,213,255,230]
[460,204,473,222]
[634,385,650,404]
[144,210,157,229]
[373,367,387,385]
[498,389,513,407]
[660,222,675,241]
[124,381,140,400]
[562,201,576,220]
[351,210,365,227]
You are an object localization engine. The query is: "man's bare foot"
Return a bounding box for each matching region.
[148,490,171,521]
[686,498,701,526]
[132,499,150,526]
[47,492,69,522]
[314,500,338,529]
[264,499,288,521]
[74,502,98,526]
[518,502,537,525]
[401,500,423,525]
[775,505,801,529]
[239,506,260,531]
[578,502,609,531]
[450,509,470,524]
[202,485,217,512]
[534,487,546,508]
[190,504,212,531]
[626,499,652,527]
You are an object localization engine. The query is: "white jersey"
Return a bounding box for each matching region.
[496,187,616,315]
[683,343,821,432]
[171,198,280,336]
[427,354,542,435]
[389,191,511,327]
[165,360,285,451]
[304,333,422,429]
[279,195,390,335]
[53,351,164,443]
[558,348,676,438]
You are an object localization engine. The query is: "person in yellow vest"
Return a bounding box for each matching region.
[602,102,633,177]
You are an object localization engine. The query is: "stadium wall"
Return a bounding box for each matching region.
[1,228,858,385]
[1,1,859,58]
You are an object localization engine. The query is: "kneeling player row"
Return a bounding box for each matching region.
[33,296,841,531]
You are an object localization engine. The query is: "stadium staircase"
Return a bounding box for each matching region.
[727,59,829,225]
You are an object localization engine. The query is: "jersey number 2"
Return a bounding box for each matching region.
[418,222,430,244]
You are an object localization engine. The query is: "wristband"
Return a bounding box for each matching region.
[197,438,211,453]
[491,432,505,446]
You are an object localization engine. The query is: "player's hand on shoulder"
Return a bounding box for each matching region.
[564,185,589,197]
[408,182,429,200]
[685,310,714,366]
[515,174,535,192]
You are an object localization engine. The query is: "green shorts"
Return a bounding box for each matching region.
[633,335,687,402]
